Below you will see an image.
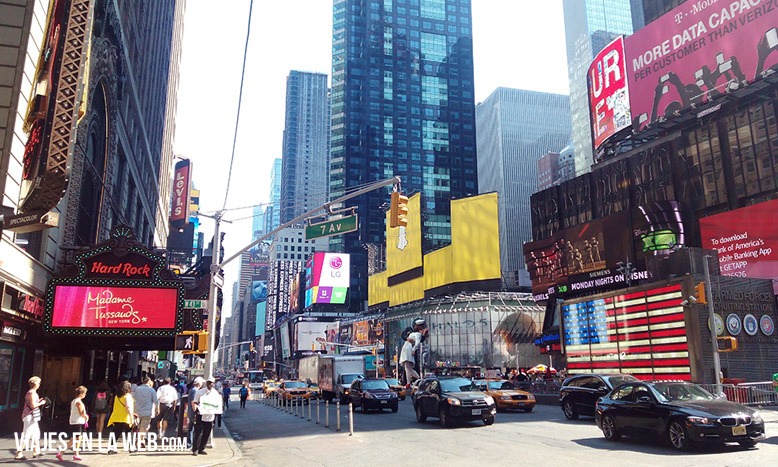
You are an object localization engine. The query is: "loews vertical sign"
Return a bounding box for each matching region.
[170,159,191,230]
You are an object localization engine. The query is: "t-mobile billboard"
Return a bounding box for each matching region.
[699,199,778,293]
[625,0,778,131]
[589,36,631,150]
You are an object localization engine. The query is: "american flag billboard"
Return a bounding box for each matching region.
[564,283,690,380]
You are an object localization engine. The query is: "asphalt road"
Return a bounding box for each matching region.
[223,397,778,466]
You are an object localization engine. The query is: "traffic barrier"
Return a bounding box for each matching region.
[308,399,312,421]
[336,401,341,432]
[316,399,320,424]
[325,401,329,427]
[348,402,353,436]
[699,382,777,406]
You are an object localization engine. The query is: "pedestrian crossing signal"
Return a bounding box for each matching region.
[717,336,737,352]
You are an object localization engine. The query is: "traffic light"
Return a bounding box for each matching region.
[717,336,738,352]
[389,191,409,228]
[694,282,707,305]
[372,347,377,356]
[250,342,254,353]
[197,332,208,351]
[175,332,198,352]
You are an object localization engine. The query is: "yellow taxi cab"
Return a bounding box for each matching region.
[382,378,407,400]
[278,380,313,403]
[474,379,536,412]
[264,380,281,396]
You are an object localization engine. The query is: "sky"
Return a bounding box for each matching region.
[172,0,570,312]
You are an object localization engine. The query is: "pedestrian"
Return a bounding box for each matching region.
[191,378,221,456]
[57,385,89,462]
[133,376,158,442]
[91,380,112,434]
[156,378,178,437]
[222,382,231,410]
[239,381,250,408]
[399,334,420,388]
[214,377,224,428]
[106,381,135,454]
[187,377,204,448]
[15,376,46,460]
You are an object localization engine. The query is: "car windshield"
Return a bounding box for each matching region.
[363,380,390,390]
[440,378,478,393]
[651,383,716,402]
[384,378,399,386]
[487,381,514,390]
[308,383,318,388]
[604,375,639,388]
[341,374,362,384]
[285,381,306,388]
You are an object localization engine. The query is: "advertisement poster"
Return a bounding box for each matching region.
[249,242,271,267]
[589,36,631,150]
[294,321,330,354]
[170,159,191,229]
[51,285,178,329]
[255,302,266,337]
[700,199,778,293]
[251,280,267,301]
[280,322,291,359]
[305,253,350,307]
[625,0,778,131]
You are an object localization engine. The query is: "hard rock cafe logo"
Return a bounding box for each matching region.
[88,290,148,325]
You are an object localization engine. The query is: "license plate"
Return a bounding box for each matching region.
[516,402,525,406]
[381,400,388,404]
[472,409,481,415]
[732,426,747,436]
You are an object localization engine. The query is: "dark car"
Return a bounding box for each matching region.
[595,381,766,450]
[413,376,497,427]
[349,378,398,412]
[559,373,639,420]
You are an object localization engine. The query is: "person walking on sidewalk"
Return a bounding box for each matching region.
[156,378,177,437]
[133,376,158,441]
[91,381,112,434]
[15,376,46,460]
[239,381,250,408]
[57,386,89,462]
[191,378,221,456]
[222,383,231,410]
[106,381,135,453]
[187,377,204,448]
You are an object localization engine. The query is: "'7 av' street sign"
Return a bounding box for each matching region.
[305,214,358,240]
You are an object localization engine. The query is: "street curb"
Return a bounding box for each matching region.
[199,423,242,467]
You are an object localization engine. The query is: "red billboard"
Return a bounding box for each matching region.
[625,0,778,131]
[699,199,778,293]
[589,36,631,150]
[170,159,191,229]
[51,285,179,329]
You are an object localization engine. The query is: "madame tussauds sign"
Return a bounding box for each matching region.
[51,285,177,329]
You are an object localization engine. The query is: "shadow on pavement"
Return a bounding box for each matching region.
[573,435,756,455]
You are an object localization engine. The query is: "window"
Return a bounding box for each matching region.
[75,84,109,246]
[611,385,634,401]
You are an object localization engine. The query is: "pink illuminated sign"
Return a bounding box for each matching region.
[51,285,178,329]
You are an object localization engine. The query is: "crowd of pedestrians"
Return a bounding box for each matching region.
[13,373,227,461]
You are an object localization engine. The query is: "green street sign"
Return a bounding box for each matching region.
[184,299,207,309]
[305,214,358,240]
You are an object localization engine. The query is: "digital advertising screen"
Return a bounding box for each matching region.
[294,321,329,353]
[589,36,631,150]
[305,253,350,307]
[255,302,266,336]
[563,283,690,380]
[50,285,179,329]
[280,322,291,359]
[624,0,778,131]
[699,199,778,293]
[251,280,267,301]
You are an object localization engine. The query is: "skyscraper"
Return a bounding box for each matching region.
[331,0,478,310]
[280,71,331,224]
[562,0,639,176]
[265,158,282,235]
[476,88,571,289]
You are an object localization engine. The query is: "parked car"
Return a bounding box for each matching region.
[409,379,423,403]
[474,379,536,412]
[264,380,281,397]
[559,373,639,420]
[413,376,496,427]
[278,380,313,403]
[306,382,321,399]
[350,378,399,412]
[595,381,766,450]
[383,378,407,400]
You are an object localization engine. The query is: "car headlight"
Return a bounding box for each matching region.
[484,395,495,405]
[752,412,764,424]
[447,397,461,406]
[363,392,373,399]
[501,396,512,400]
[528,395,535,400]
[686,416,715,426]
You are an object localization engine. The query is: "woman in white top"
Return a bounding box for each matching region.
[58,386,89,461]
[15,376,46,460]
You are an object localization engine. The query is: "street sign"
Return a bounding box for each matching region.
[184,299,207,309]
[305,214,358,240]
[212,273,224,288]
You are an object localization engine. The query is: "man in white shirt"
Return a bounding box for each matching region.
[399,335,420,387]
[156,378,178,437]
[191,378,221,456]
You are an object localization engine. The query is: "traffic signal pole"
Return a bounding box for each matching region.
[703,255,723,395]
[202,176,401,380]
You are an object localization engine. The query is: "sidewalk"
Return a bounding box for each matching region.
[0,424,240,466]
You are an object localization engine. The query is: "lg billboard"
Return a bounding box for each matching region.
[305,253,350,307]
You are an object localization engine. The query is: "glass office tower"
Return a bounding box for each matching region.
[331,0,478,310]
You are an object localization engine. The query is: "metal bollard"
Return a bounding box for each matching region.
[348,402,354,436]
[325,400,329,427]
[336,401,341,431]
[308,399,312,421]
[316,399,320,424]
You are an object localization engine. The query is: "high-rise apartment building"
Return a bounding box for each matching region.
[476,88,571,289]
[331,0,478,310]
[562,0,639,176]
[265,158,283,234]
[280,71,331,224]
[640,0,683,24]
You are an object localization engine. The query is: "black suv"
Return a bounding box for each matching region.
[413,376,497,427]
[559,373,638,420]
[349,378,398,412]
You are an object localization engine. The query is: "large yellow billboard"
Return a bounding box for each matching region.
[369,192,500,307]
